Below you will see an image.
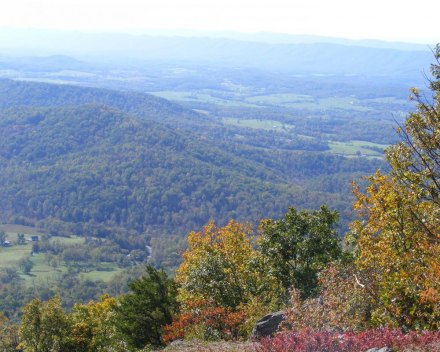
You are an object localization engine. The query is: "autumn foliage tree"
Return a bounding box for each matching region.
[174,220,279,340]
[351,45,440,330]
[18,297,70,352]
[18,295,124,352]
[0,313,19,351]
[67,295,121,351]
[176,221,262,308]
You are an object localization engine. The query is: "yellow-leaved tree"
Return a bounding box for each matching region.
[177,220,256,308]
[67,295,121,351]
[351,45,440,330]
[172,220,280,340]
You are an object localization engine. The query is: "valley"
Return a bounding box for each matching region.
[0,32,434,320]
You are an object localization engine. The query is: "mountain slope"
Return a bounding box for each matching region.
[0,104,324,235]
[0,80,385,239]
[0,78,193,119]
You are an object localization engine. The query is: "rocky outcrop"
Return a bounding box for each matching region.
[251,311,285,340]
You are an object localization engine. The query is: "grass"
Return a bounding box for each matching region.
[0,244,32,267]
[151,91,259,108]
[245,93,314,105]
[20,253,68,282]
[223,118,295,131]
[364,97,410,105]
[48,235,84,246]
[80,263,123,281]
[0,223,46,237]
[328,140,388,157]
[151,90,382,115]
[0,225,121,284]
[21,252,122,285]
[316,97,372,112]
[20,256,122,285]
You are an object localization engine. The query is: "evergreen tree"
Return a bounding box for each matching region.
[115,265,177,349]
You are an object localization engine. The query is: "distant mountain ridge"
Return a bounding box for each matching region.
[136,29,432,51]
[0,29,432,77]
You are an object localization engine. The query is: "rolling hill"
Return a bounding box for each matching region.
[0,79,385,240]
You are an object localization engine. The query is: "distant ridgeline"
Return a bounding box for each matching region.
[0,79,385,239]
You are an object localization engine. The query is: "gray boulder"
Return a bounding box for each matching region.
[251,311,285,340]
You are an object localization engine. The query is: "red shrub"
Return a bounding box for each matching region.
[163,300,246,343]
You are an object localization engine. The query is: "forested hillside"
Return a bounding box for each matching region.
[0,78,190,119]
[0,103,303,234]
[0,79,385,241]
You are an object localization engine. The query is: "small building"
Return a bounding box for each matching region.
[30,235,39,242]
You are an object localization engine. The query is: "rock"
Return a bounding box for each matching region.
[365,347,393,352]
[168,339,184,346]
[251,311,285,340]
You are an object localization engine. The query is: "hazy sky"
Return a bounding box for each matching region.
[0,0,438,43]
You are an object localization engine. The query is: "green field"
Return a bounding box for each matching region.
[364,97,410,104]
[328,140,388,157]
[20,252,67,282]
[316,97,372,112]
[245,94,371,112]
[48,235,84,246]
[81,264,123,281]
[0,223,46,237]
[0,244,32,267]
[151,90,378,113]
[223,118,295,131]
[0,226,122,284]
[151,90,258,108]
[246,93,314,105]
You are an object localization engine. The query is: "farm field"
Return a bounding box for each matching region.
[222,118,295,131]
[0,225,123,284]
[150,90,406,113]
[151,90,259,108]
[328,140,388,158]
[0,223,46,237]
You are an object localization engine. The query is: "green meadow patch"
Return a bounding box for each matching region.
[328,140,388,157]
[0,244,32,267]
[223,118,295,131]
[0,225,122,284]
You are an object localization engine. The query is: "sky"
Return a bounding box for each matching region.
[0,0,438,43]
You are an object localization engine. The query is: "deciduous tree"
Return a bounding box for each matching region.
[352,46,440,329]
[67,295,121,351]
[176,220,267,309]
[18,297,70,352]
[174,220,280,340]
[259,206,342,300]
[0,313,19,351]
